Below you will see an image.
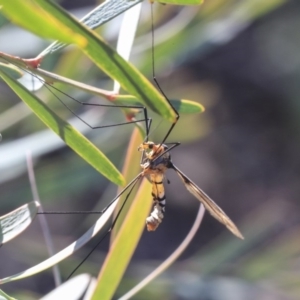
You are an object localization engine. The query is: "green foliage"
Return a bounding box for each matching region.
[0,0,86,46]
[0,0,296,299]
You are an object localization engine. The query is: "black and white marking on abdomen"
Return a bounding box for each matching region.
[146,175,166,231]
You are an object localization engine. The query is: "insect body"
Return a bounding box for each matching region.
[138,141,244,239]
[138,142,171,231]
[145,172,165,231]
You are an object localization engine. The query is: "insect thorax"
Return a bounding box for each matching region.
[141,143,172,175]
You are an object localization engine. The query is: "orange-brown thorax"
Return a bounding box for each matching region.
[138,141,171,175]
[138,141,166,160]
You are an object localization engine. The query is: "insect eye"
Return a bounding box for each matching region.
[148,144,153,149]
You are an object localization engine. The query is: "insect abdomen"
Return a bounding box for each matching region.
[146,174,166,231]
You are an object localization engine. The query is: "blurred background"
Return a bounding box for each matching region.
[0,0,300,299]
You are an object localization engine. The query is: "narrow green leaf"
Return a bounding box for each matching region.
[171,99,205,114]
[0,0,86,47]
[0,69,125,186]
[0,202,39,245]
[92,180,152,300]
[34,0,177,123]
[114,95,205,114]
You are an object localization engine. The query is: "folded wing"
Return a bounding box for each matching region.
[172,164,244,239]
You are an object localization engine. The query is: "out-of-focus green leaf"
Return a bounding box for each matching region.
[0,0,86,47]
[0,290,17,300]
[0,69,125,186]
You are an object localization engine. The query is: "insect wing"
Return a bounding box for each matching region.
[172,165,244,239]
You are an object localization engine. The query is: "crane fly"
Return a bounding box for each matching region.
[72,137,243,279]
[137,141,243,239]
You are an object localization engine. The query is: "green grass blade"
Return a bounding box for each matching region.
[0,69,124,186]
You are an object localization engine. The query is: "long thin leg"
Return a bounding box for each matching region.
[67,175,141,279]
[37,174,143,277]
[2,55,150,135]
[41,79,151,131]
[36,67,152,136]
[37,173,143,216]
[150,4,179,145]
